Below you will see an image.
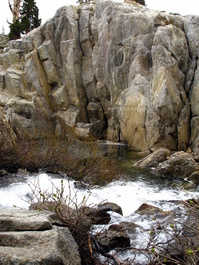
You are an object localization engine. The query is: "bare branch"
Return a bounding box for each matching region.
[8,0,22,22]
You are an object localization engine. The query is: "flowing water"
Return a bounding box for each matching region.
[0,143,199,263]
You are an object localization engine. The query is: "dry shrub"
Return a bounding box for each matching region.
[29,178,95,265]
[13,137,121,185]
[28,178,128,265]
[148,199,199,265]
[111,198,199,265]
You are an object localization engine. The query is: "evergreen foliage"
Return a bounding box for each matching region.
[8,19,21,40]
[20,0,41,34]
[136,0,146,6]
[8,0,41,39]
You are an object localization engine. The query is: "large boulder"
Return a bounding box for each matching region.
[135,203,164,215]
[154,151,199,179]
[133,148,171,168]
[133,149,199,182]
[0,209,81,265]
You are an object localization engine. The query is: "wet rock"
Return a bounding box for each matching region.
[87,208,111,225]
[135,203,163,215]
[96,224,130,252]
[74,180,90,190]
[187,171,199,185]
[182,181,197,190]
[133,148,170,168]
[85,202,123,225]
[119,221,142,234]
[96,202,123,216]
[17,168,29,175]
[0,209,81,265]
[75,202,123,226]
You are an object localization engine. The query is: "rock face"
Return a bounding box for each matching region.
[0,34,9,54]
[0,209,81,265]
[1,1,199,154]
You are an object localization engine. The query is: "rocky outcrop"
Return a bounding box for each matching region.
[154,151,199,179]
[0,209,81,265]
[134,150,199,182]
[1,1,199,155]
[0,34,9,54]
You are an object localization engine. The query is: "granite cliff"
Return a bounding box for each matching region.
[1,0,199,156]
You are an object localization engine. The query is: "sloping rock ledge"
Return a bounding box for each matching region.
[0,209,81,265]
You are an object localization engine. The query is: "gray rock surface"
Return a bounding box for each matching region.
[134,149,199,181]
[135,203,163,215]
[0,34,9,54]
[1,1,199,155]
[0,209,81,265]
[133,148,171,168]
[96,223,130,252]
[96,202,123,216]
[154,151,199,179]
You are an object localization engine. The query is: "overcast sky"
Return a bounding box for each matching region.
[1,0,199,34]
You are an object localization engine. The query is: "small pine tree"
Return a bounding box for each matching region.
[20,0,41,34]
[136,0,146,6]
[8,19,21,40]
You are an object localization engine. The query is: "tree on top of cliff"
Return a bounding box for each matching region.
[8,19,21,40]
[136,0,146,6]
[8,0,41,39]
[77,0,92,3]
[20,0,41,34]
[8,0,22,39]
